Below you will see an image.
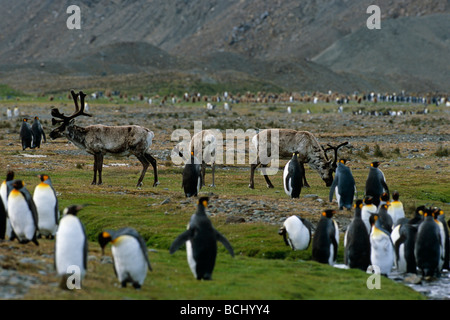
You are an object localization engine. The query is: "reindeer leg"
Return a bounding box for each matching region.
[300,162,310,188]
[210,162,215,187]
[201,161,206,187]
[249,161,260,189]
[92,154,98,185]
[144,153,159,187]
[96,153,104,185]
[261,164,275,188]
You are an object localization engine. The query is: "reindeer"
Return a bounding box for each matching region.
[49,90,159,188]
[249,129,347,189]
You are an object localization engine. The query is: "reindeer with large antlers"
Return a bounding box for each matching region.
[249,129,348,189]
[50,90,159,187]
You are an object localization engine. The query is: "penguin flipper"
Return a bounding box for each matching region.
[328,175,338,202]
[169,229,192,254]
[215,230,234,257]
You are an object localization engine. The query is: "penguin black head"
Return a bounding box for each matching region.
[354,199,363,209]
[98,231,113,255]
[12,180,24,190]
[339,159,347,165]
[392,191,400,201]
[22,118,28,122]
[38,174,50,182]
[63,204,85,216]
[34,116,39,120]
[363,195,373,205]
[370,161,381,168]
[6,170,14,181]
[198,197,209,208]
[431,207,443,220]
[321,209,336,218]
[369,213,379,226]
[416,205,427,217]
[380,192,390,203]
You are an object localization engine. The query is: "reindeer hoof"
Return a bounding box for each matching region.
[209,184,216,188]
[248,184,254,189]
[153,181,160,187]
[267,184,274,189]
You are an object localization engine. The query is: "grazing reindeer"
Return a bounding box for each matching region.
[49,90,159,187]
[249,129,347,189]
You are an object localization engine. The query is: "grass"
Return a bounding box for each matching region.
[1,95,448,301]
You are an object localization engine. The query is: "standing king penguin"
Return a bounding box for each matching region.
[98,227,152,289]
[7,180,39,245]
[19,118,33,150]
[312,209,339,265]
[414,208,444,278]
[170,197,234,280]
[388,191,405,226]
[31,116,46,149]
[344,200,371,271]
[55,205,88,289]
[328,159,356,210]
[0,170,14,239]
[33,174,59,239]
[370,214,395,276]
[182,152,202,197]
[434,207,449,270]
[283,152,304,198]
[361,196,377,234]
[392,222,418,274]
[365,161,389,207]
[278,215,313,251]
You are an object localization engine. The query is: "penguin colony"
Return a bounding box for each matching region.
[2,112,449,292]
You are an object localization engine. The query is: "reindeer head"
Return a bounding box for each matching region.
[49,90,92,139]
[322,142,349,186]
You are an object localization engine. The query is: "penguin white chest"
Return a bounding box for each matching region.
[370,229,394,275]
[7,192,35,241]
[55,215,86,277]
[33,184,58,236]
[111,235,148,285]
[186,240,197,278]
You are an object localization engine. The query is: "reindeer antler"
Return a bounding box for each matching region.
[326,141,349,168]
[51,90,92,124]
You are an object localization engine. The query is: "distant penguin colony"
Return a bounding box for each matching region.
[328,159,356,210]
[170,197,234,280]
[283,152,304,199]
[98,227,152,289]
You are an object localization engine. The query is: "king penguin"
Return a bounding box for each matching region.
[388,191,405,226]
[169,197,234,280]
[182,152,202,197]
[98,227,152,289]
[414,208,442,278]
[312,209,339,265]
[0,170,14,239]
[7,180,39,245]
[344,200,371,271]
[31,116,46,149]
[392,222,418,274]
[33,174,59,239]
[365,161,389,207]
[55,205,88,289]
[370,214,395,276]
[377,203,393,232]
[19,118,34,150]
[283,152,303,198]
[361,196,377,234]
[328,159,356,210]
[434,207,449,270]
[278,215,313,251]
